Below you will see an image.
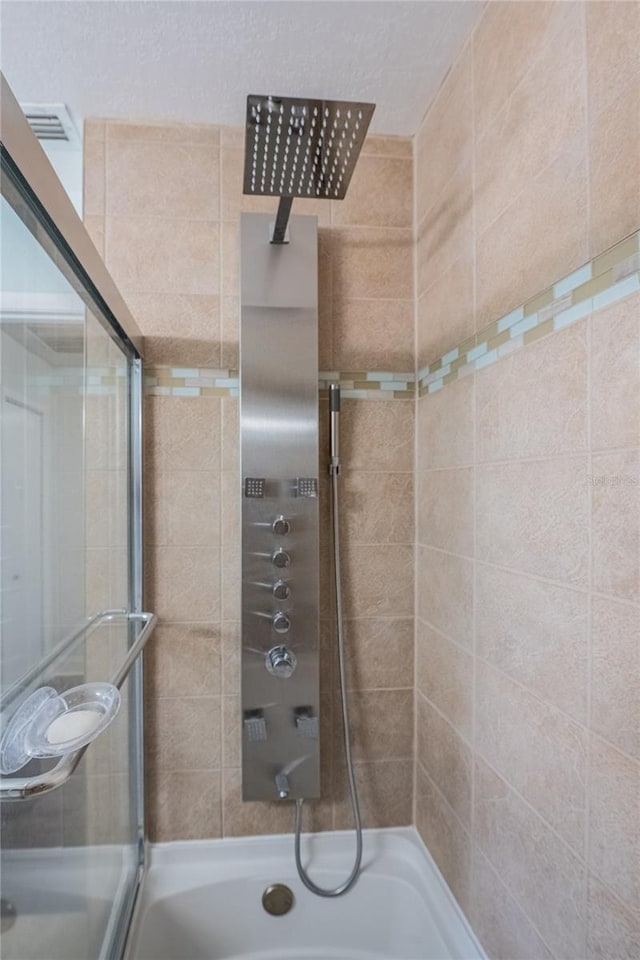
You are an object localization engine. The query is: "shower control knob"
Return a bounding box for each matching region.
[265,645,297,679]
[272,516,291,536]
[272,612,291,634]
[272,549,290,569]
[273,580,290,601]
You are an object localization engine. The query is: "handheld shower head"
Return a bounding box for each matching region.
[329,383,340,471]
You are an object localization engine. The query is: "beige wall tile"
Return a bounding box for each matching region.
[469,848,555,960]
[341,618,414,690]
[476,141,589,328]
[417,377,474,471]
[341,472,413,544]
[587,877,640,960]
[145,623,221,699]
[144,396,221,472]
[145,545,220,622]
[332,155,412,228]
[83,138,105,217]
[591,293,640,452]
[416,546,474,648]
[416,49,472,226]
[126,293,221,367]
[331,226,413,301]
[340,399,414,472]
[476,457,589,586]
[221,295,239,368]
[474,756,587,960]
[417,251,474,368]
[415,764,472,912]
[221,620,240,697]
[336,689,413,763]
[417,467,474,556]
[588,736,640,916]
[342,542,413,618]
[589,80,640,256]
[586,0,640,118]
[416,694,472,826]
[84,215,105,257]
[106,120,218,144]
[361,134,412,159]
[591,597,640,760]
[476,564,588,723]
[107,217,219,295]
[84,119,105,141]
[476,661,587,853]
[221,397,239,473]
[416,620,473,741]
[476,321,588,462]
[417,159,473,297]
[222,693,240,768]
[106,140,219,219]
[146,696,221,771]
[475,8,586,235]
[332,299,414,371]
[333,760,412,829]
[145,470,220,547]
[591,450,640,602]
[147,769,221,842]
[473,1,569,138]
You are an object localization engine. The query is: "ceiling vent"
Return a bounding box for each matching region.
[21,103,80,147]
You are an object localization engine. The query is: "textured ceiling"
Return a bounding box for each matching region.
[1,1,482,137]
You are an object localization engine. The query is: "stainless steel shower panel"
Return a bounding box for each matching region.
[240,212,320,802]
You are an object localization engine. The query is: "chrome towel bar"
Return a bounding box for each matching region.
[0,611,157,801]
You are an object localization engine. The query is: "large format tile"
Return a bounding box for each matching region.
[591,450,640,602]
[125,293,221,367]
[474,757,587,960]
[416,620,473,741]
[341,618,414,691]
[416,49,472,226]
[342,543,413,618]
[331,227,413,301]
[417,377,474,471]
[476,660,587,853]
[591,597,640,760]
[106,139,219,219]
[417,250,474,368]
[336,689,413,763]
[145,545,221,622]
[417,159,473,297]
[144,396,221,472]
[475,11,586,235]
[587,877,640,960]
[107,218,219,295]
[333,760,413,829]
[476,564,588,722]
[415,765,472,912]
[476,141,588,328]
[417,467,474,556]
[147,769,221,841]
[476,321,588,462]
[416,546,474,648]
[589,80,640,256]
[588,736,640,917]
[146,470,220,547]
[590,292,640,452]
[332,299,414,371]
[585,0,640,118]
[145,623,221,699]
[340,400,414,473]
[341,472,413,545]
[476,456,589,587]
[332,154,413,228]
[468,848,554,960]
[147,696,221,772]
[416,694,472,826]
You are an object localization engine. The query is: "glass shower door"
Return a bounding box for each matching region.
[0,100,146,960]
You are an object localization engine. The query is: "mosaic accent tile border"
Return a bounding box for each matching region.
[144,368,416,400]
[418,230,640,397]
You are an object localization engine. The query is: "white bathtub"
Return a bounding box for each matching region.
[125,827,486,960]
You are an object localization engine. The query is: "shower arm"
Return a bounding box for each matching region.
[270,196,294,244]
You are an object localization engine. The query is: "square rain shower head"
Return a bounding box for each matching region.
[243,95,375,200]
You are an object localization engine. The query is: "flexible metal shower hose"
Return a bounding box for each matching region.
[294,460,363,896]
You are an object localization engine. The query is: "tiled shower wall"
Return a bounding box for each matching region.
[83,122,415,839]
[414,3,639,959]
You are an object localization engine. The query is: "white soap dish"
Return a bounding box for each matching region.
[0,682,120,775]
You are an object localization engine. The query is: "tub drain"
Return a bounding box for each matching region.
[262,883,294,916]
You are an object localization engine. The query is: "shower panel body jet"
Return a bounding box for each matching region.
[240,212,320,801]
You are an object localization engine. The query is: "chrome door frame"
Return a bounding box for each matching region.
[0,71,148,960]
